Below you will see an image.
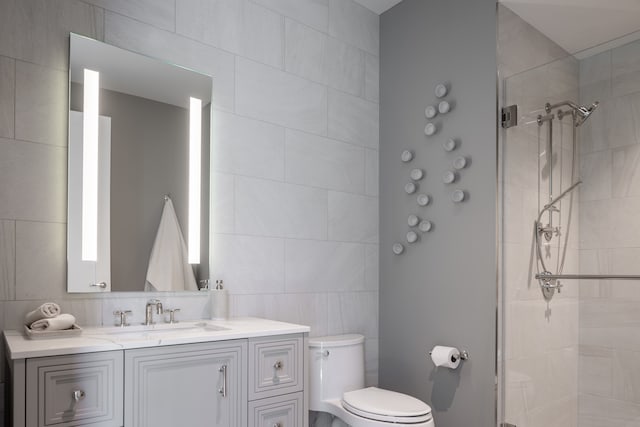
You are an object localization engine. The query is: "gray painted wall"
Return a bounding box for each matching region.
[379,1,497,426]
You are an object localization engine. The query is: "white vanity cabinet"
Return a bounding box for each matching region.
[124,340,247,427]
[4,318,310,427]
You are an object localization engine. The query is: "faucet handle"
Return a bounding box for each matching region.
[147,299,163,313]
[165,308,180,324]
[113,310,132,327]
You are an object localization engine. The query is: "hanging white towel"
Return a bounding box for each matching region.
[145,197,197,292]
[24,302,61,325]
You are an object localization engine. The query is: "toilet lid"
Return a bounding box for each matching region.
[342,387,432,424]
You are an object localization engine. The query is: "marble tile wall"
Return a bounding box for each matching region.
[0,0,380,407]
[498,5,580,427]
[578,37,640,427]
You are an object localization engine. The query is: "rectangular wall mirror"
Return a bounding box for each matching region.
[67,33,212,293]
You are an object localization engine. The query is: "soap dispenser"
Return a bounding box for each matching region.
[210,280,228,320]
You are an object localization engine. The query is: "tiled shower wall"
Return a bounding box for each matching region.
[0,0,380,405]
[499,6,580,426]
[578,38,640,425]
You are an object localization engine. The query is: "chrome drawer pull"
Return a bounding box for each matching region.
[72,390,86,401]
[90,282,107,288]
[273,360,283,370]
[218,364,227,397]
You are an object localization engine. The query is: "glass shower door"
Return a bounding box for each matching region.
[498,4,640,427]
[499,50,581,427]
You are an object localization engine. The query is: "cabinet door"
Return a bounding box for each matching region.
[25,351,123,427]
[124,340,247,427]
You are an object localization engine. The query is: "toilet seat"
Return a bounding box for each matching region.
[342,387,433,424]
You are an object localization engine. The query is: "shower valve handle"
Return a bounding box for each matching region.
[541,281,563,291]
[537,223,560,241]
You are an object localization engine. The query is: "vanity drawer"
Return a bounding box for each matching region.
[249,335,303,400]
[25,351,124,427]
[248,392,304,427]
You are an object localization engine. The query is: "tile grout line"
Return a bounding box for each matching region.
[280,14,286,71]
[283,230,288,293]
[13,57,16,141]
[13,219,16,302]
[232,174,237,235]
[213,231,380,247]
[219,169,378,200]
[212,106,379,152]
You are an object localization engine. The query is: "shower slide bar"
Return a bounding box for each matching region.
[535,274,640,280]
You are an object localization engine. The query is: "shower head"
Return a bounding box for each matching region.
[545,100,599,126]
[574,101,599,127]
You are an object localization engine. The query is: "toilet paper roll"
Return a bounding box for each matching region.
[430,345,461,369]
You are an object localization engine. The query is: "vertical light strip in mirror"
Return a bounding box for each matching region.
[82,68,99,261]
[188,97,202,264]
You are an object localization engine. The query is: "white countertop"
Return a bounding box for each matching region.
[3,317,310,360]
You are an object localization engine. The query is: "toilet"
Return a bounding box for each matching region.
[309,334,435,427]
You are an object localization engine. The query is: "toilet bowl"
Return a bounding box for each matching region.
[309,334,434,427]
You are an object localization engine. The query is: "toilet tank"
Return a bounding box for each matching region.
[308,334,365,410]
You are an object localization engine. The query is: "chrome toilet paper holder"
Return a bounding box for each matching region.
[429,349,469,362]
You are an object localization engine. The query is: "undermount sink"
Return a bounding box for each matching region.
[87,322,230,343]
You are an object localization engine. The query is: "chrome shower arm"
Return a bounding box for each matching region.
[536,180,581,228]
[544,180,582,209]
[545,100,580,113]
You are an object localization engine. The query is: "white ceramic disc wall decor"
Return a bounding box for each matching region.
[417,194,430,206]
[443,138,457,152]
[442,170,456,184]
[405,182,417,194]
[419,220,432,232]
[393,243,405,255]
[453,156,467,170]
[410,168,424,181]
[435,83,448,98]
[424,122,436,136]
[398,79,468,246]
[451,189,465,203]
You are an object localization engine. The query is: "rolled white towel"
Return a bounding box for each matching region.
[29,314,76,332]
[24,303,61,325]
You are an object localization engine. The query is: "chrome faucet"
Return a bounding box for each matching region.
[145,299,163,325]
